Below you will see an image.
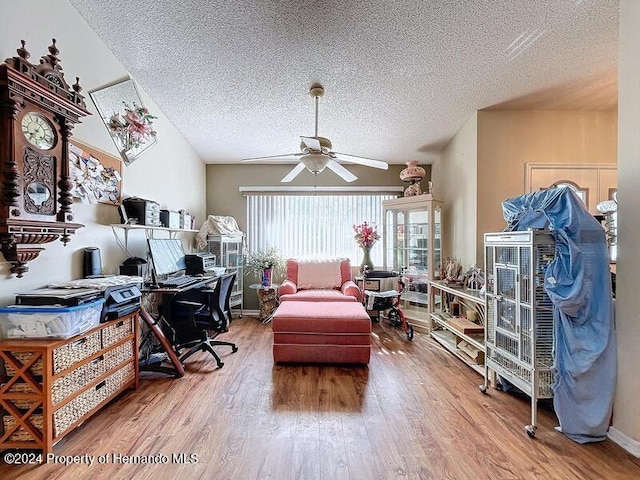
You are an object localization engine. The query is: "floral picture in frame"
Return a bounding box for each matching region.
[89,78,158,166]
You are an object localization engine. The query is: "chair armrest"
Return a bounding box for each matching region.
[279,279,298,296]
[341,280,360,300]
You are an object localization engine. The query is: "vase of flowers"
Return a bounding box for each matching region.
[244,247,285,287]
[353,221,380,273]
[107,101,157,165]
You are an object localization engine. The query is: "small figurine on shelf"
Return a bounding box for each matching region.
[400,160,426,197]
[465,266,485,291]
[441,258,464,286]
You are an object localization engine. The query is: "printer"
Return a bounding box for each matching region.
[16,279,142,322]
[185,252,217,276]
[122,197,161,226]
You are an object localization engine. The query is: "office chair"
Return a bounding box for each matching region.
[173,272,238,368]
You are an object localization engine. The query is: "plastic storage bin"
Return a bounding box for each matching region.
[0,299,105,339]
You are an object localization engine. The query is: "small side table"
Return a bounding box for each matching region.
[249,284,280,324]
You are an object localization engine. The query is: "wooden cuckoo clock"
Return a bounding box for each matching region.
[0,39,90,277]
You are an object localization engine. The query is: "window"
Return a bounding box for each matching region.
[246,193,396,266]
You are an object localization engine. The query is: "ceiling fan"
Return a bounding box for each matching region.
[242,84,389,182]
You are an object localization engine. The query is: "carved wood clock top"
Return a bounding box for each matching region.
[0,39,91,277]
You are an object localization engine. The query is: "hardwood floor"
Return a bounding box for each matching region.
[2,316,639,479]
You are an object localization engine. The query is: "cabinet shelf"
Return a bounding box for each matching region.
[430,330,484,376]
[383,196,444,332]
[401,291,429,305]
[430,312,485,351]
[0,314,138,453]
[110,224,198,250]
[428,280,486,377]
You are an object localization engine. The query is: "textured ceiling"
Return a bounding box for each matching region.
[69,0,619,165]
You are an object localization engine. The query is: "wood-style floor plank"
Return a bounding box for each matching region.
[1,317,639,479]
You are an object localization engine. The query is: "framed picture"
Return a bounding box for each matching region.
[89,78,158,166]
[69,140,123,205]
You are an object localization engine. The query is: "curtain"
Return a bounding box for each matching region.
[246,194,395,265]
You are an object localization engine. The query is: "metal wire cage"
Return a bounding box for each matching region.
[482,229,556,437]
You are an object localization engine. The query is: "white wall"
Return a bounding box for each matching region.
[431,112,478,268]
[611,0,640,453]
[0,0,205,304]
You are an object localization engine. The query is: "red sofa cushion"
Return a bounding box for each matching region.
[280,290,358,302]
[272,301,371,333]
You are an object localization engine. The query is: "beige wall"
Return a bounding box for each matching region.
[431,112,478,268]
[476,110,618,262]
[0,0,205,304]
[206,164,412,230]
[206,163,421,309]
[612,0,640,451]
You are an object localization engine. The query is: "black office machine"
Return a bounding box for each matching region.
[160,209,181,229]
[185,253,216,276]
[122,197,161,226]
[15,282,141,322]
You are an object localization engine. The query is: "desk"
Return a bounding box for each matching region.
[249,284,280,324]
[139,275,219,376]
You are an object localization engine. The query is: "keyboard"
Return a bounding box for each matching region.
[159,275,198,288]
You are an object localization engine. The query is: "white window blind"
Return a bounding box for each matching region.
[246,193,396,266]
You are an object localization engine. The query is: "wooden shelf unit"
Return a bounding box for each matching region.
[0,313,139,453]
[428,280,486,376]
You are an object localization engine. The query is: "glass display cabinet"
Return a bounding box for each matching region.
[207,234,244,316]
[382,196,443,332]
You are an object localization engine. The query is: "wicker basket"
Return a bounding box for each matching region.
[2,413,43,442]
[102,317,134,348]
[52,354,106,405]
[103,342,134,372]
[4,351,44,376]
[53,361,134,438]
[0,381,42,409]
[1,380,40,394]
[53,330,102,374]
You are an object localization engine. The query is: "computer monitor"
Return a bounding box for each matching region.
[147,238,187,278]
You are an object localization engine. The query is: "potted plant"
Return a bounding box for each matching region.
[244,247,286,287]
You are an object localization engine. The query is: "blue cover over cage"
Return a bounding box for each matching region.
[501,187,616,443]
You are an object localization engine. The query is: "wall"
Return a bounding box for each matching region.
[611,0,640,454]
[0,0,205,305]
[206,163,420,309]
[476,110,618,262]
[431,112,478,268]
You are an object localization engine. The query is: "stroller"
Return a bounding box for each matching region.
[363,275,414,341]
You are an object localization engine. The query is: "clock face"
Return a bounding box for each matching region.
[21,112,56,150]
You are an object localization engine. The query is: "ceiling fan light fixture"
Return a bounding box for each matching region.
[301,153,329,174]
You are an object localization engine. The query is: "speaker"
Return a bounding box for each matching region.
[119,263,144,277]
[83,247,102,278]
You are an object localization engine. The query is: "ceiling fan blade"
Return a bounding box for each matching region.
[331,152,389,170]
[281,163,306,183]
[326,160,357,182]
[300,136,322,151]
[242,153,303,162]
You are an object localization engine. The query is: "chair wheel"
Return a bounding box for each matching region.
[217,361,224,368]
[232,346,238,353]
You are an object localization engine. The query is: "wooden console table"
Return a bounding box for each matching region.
[0,313,138,453]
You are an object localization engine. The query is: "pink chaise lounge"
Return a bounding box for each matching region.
[272,258,371,364]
